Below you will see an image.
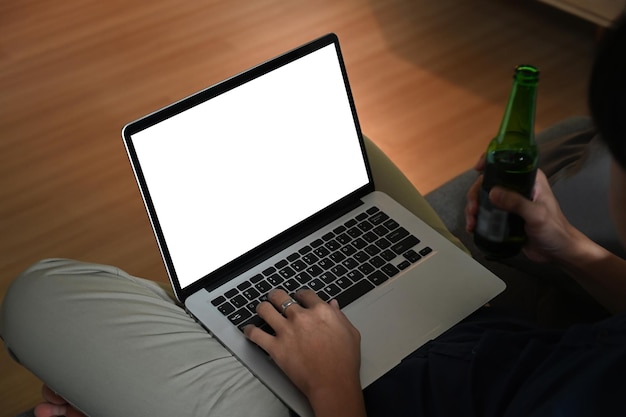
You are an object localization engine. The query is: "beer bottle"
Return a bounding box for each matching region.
[474,65,539,258]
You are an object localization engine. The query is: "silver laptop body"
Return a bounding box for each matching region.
[122,33,505,417]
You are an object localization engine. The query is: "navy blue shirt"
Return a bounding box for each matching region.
[363,309,626,416]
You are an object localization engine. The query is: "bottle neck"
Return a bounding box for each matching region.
[496,77,537,144]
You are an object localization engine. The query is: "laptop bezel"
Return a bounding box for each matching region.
[122,33,375,302]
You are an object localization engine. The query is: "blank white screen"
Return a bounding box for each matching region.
[131,44,369,288]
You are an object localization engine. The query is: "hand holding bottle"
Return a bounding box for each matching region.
[467,161,626,314]
[466,164,587,265]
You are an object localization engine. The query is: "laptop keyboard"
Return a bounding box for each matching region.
[210,206,432,334]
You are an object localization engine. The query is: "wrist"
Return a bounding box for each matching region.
[552,225,602,269]
[308,378,366,417]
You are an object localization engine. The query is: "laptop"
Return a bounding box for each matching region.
[122,33,505,417]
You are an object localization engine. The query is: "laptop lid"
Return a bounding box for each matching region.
[122,34,373,302]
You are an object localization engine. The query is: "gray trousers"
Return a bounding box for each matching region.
[0,137,465,417]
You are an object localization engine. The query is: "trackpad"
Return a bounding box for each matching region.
[345,286,443,388]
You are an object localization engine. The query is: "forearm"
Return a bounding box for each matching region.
[557,228,626,315]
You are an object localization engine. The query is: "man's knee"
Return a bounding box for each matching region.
[1,259,116,348]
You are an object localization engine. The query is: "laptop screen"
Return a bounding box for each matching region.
[128,41,370,289]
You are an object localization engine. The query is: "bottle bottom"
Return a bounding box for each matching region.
[473,233,524,259]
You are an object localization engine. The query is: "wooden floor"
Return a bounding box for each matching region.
[0,0,596,415]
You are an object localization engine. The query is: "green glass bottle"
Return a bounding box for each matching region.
[474,65,539,259]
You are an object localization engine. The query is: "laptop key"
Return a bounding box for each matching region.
[404,249,422,263]
[250,274,264,284]
[307,264,324,277]
[255,280,272,293]
[340,244,357,257]
[243,287,260,300]
[365,244,381,256]
[358,220,374,232]
[299,245,313,255]
[383,218,399,231]
[309,278,324,291]
[318,257,334,270]
[344,218,357,228]
[391,235,420,255]
[333,224,347,234]
[231,295,248,309]
[356,212,368,221]
[311,238,324,248]
[314,246,330,258]
[334,279,375,308]
[347,269,364,281]
[381,263,400,278]
[369,211,389,225]
[325,239,341,251]
[380,249,396,261]
[331,264,348,277]
[342,257,358,270]
[317,291,331,302]
[370,255,386,268]
[225,288,238,298]
[347,227,363,238]
[279,266,296,279]
[211,295,226,307]
[375,237,392,250]
[368,270,389,286]
[336,276,353,289]
[320,271,337,284]
[329,251,346,263]
[284,278,299,292]
[302,253,319,265]
[358,262,375,275]
[295,271,312,284]
[354,250,369,263]
[239,315,275,337]
[336,232,352,245]
[267,274,284,286]
[419,247,433,256]
[246,300,260,313]
[352,237,367,249]
[387,227,409,243]
[239,314,265,330]
[324,283,341,297]
[228,308,252,326]
[373,225,389,236]
[218,302,236,316]
[237,281,252,291]
[398,260,411,270]
[262,266,276,276]
[292,259,307,271]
